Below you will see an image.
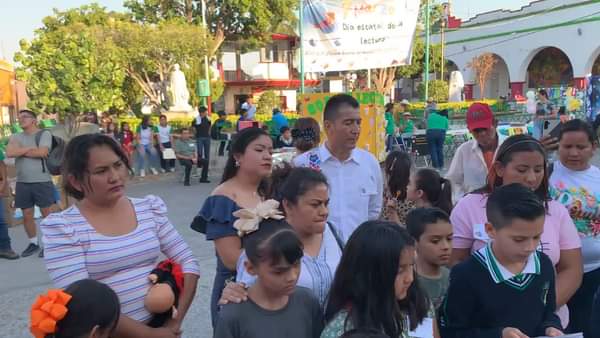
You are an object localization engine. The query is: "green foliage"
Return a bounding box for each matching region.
[396,38,446,80]
[14,5,127,117]
[211,79,225,102]
[124,0,298,53]
[417,80,449,102]
[257,91,280,116]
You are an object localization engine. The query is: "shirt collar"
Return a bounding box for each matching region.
[478,243,541,284]
[320,143,359,164]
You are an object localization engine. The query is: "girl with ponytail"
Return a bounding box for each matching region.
[406,168,453,215]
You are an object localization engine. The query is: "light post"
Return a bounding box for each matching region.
[201,0,211,112]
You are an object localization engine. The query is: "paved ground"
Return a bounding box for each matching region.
[0,173,218,338]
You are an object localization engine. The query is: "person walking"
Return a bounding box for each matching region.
[156,114,175,173]
[426,109,449,170]
[191,106,211,183]
[6,110,57,258]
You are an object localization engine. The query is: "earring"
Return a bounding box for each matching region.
[235,160,240,167]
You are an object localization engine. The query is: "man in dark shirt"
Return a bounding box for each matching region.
[191,106,211,183]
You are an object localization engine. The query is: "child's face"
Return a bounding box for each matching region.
[406,174,420,202]
[416,220,453,266]
[494,151,545,191]
[123,123,129,131]
[394,246,416,301]
[283,130,292,139]
[485,216,544,266]
[247,257,301,296]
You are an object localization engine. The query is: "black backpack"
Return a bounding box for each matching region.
[35,130,66,175]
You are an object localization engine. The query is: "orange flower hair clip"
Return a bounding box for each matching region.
[30,289,72,338]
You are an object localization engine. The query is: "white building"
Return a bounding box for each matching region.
[219,34,320,113]
[434,0,600,100]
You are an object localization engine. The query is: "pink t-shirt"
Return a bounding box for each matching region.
[451,193,581,265]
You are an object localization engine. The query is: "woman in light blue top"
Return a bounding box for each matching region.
[221,165,343,307]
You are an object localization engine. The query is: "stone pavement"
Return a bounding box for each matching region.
[0,174,218,338]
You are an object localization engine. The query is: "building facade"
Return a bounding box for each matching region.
[434,0,600,100]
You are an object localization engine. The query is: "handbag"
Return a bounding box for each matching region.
[162,148,176,160]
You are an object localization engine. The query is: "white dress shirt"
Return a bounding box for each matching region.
[293,144,383,242]
[446,133,506,201]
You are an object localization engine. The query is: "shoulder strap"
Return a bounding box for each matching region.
[34,130,50,173]
[327,222,344,251]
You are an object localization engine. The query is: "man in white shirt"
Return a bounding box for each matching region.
[446,103,505,200]
[293,94,383,242]
[241,96,256,121]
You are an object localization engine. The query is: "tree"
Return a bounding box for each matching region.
[105,19,214,111]
[468,53,497,99]
[14,5,126,121]
[124,0,298,55]
[256,91,280,116]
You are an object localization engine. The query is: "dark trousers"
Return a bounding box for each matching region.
[218,135,229,156]
[196,137,210,178]
[590,286,600,338]
[0,199,11,250]
[426,129,446,169]
[567,267,600,336]
[179,159,194,184]
[157,142,175,171]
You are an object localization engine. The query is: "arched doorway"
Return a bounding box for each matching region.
[527,47,573,88]
[472,54,510,99]
[443,60,459,82]
[592,55,600,75]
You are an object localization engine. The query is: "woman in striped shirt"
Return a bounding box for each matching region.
[41,134,200,338]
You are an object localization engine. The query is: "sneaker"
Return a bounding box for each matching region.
[199,178,211,183]
[184,182,191,186]
[21,243,40,257]
[38,249,44,258]
[151,168,159,175]
[169,168,175,173]
[0,249,19,260]
[140,169,146,177]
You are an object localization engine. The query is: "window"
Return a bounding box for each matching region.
[260,44,288,63]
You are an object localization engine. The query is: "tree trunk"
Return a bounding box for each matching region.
[372,67,397,96]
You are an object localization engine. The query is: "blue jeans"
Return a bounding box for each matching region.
[591,285,600,338]
[196,137,211,179]
[135,144,160,172]
[0,199,11,250]
[426,129,446,169]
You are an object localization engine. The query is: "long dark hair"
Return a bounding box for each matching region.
[269,163,328,206]
[63,134,132,200]
[384,151,411,201]
[325,221,429,337]
[559,118,597,144]
[222,127,270,196]
[413,169,453,214]
[476,134,549,203]
[51,279,120,338]
[141,115,151,129]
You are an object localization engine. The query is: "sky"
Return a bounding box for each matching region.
[0,0,532,62]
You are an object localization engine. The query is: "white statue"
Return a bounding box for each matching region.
[448,71,465,102]
[169,64,193,111]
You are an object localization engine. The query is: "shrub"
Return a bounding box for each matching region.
[417,80,449,102]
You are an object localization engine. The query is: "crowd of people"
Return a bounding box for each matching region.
[1,92,599,338]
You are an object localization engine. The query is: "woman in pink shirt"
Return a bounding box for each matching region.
[450,134,582,328]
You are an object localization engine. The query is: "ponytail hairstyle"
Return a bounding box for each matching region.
[35,279,120,338]
[384,151,411,201]
[413,168,453,215]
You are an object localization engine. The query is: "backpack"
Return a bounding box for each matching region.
[210,123,221,140]
[35,130,66,175]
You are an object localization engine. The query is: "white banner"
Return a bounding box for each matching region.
[302,0,420,72]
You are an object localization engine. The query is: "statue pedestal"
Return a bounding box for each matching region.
[164,110,195,120]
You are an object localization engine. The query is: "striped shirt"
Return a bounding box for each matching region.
[41,195,200,322]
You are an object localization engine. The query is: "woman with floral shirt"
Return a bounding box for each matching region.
[549,119,600,336]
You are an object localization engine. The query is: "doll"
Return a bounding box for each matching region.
[144,259,184,328]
